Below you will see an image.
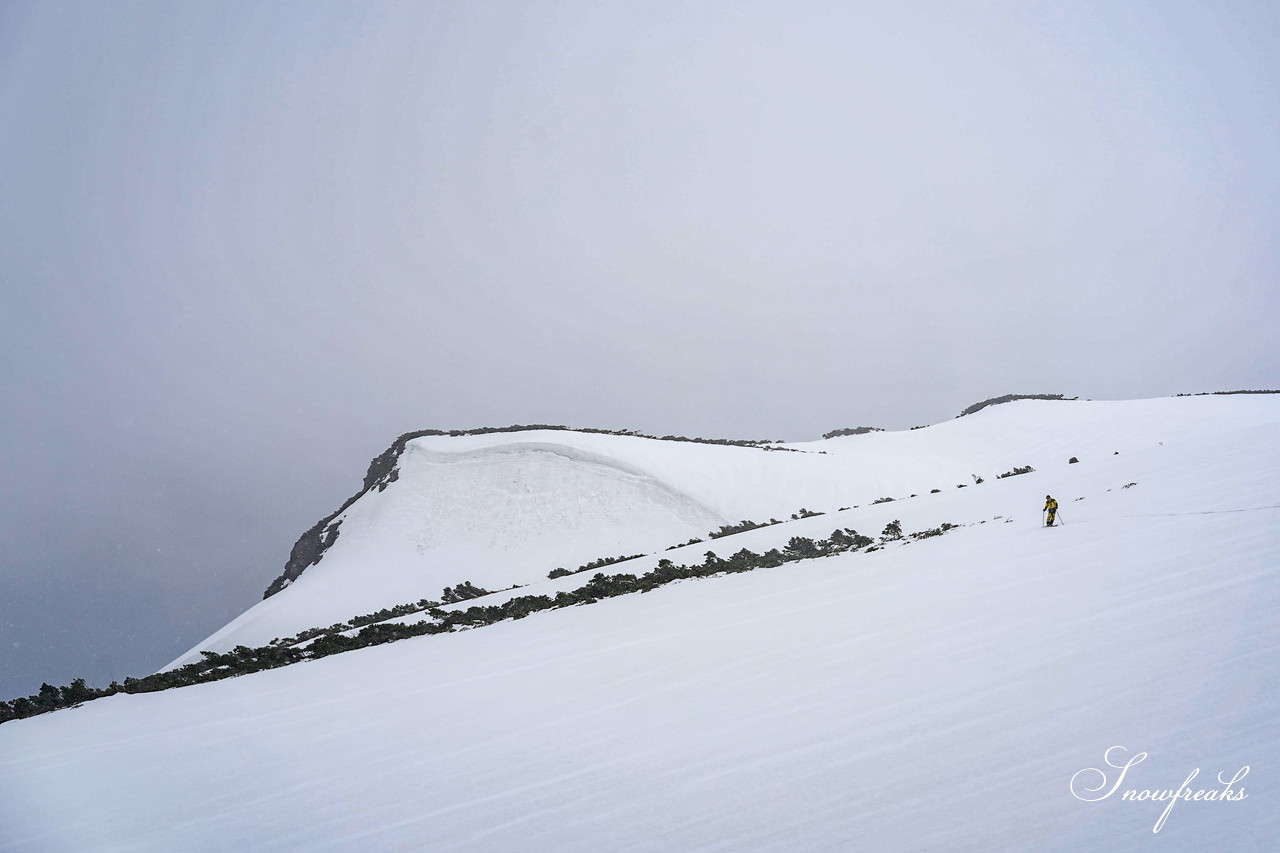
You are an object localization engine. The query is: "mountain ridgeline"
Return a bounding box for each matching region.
[261,392,1273,600]
[262,424,792,599]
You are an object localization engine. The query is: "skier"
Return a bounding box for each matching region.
[1043,494,1058,527]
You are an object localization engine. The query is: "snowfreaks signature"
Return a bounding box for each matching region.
[1070,746,1248,833]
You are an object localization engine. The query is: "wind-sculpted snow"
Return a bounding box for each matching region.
[172,441,729,660]
[2,395,1280,851]
[171,395,1280,663]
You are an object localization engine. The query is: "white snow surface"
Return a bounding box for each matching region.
[3,395,1279,851]
[173,394,1280,662]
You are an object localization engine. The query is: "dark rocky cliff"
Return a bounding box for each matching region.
[261,430,433,598]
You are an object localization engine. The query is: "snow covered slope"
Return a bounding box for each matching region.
[2,394,1277,851]
[173,395,1280,662]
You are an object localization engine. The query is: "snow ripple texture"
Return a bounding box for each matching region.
[10,396,1273,853]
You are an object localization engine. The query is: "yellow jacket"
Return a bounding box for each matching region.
[1044,498,1058,512]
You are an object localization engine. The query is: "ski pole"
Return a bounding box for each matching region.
[1042,509,1046,528]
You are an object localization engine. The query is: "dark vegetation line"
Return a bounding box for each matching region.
[954,388,1274,422]
[0,519,960,726]
[822,426,885,439]
[548,553,645,580]
[570,509,824,573]
[955,394,1073,418]
[823,393,1076,435]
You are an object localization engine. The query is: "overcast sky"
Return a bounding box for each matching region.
[2,0,1277,698]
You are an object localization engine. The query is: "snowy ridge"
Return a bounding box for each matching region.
[3,395,1279,851]
[173,395,1280,663]
[174,440,730,663]
[2,395,1279,851]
